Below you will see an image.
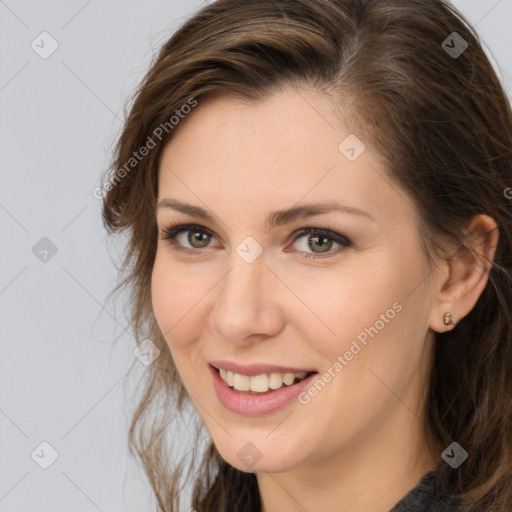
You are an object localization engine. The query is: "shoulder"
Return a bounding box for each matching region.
[390,471,462,512]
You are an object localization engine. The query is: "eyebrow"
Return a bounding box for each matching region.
[157,198,374,230]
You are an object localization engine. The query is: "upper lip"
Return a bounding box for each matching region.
[209,360,317,376]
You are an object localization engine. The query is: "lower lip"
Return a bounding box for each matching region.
[209,365,317,416]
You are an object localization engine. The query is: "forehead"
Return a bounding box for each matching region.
[156,87,407,227]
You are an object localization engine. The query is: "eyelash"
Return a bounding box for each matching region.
[158,222,352,260]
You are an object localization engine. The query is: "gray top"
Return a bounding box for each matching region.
[389,471,460,511]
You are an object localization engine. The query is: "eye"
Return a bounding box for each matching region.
[158,223,352,259]
[288,227,352,259]
[159,223,217,253]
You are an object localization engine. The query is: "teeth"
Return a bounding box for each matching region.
[269,372,283,389]
[249,374,269,392]
[283,373,295,385]
[220,368,236,386]
[233,373,250,391]
[218,368,310,393]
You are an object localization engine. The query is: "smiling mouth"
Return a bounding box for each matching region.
[213,366,316,395]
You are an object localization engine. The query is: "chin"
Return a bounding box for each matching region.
[213,436,303,474]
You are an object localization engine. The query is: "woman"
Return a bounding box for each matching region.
[101,0,512,510]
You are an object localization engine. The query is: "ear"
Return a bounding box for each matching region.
[429,214,499,333]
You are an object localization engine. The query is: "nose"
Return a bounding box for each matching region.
[210,254,285,345]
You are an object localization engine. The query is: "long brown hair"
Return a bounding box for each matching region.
[101,1,512,510]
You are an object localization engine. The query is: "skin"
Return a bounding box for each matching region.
[151,85,498,512]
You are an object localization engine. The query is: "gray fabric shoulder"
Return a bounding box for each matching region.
[389,471,461,512]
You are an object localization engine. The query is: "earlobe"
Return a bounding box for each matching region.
[429,215,499,334]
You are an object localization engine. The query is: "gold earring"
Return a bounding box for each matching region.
[443,312,457,326]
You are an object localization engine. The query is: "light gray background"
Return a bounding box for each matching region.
[1,1,511,511]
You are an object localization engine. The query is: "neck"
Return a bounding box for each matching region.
[256,403,440,512]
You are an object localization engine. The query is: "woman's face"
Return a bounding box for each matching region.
[152,86,440,474]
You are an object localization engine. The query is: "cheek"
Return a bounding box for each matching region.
[286,262,404,357]
[296,248,426,374]
[150,255,209,348]
[151,236,426,359]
